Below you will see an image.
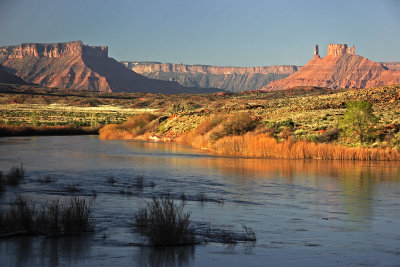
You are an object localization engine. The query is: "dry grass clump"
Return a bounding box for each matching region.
[0,196,94,236]
[99,113,159,140]
[133,196,195,246]
[212,133,400,160]
[181,113,259,149]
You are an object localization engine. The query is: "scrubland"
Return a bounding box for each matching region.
[1,83,400,159]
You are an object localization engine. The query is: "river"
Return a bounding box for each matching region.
[0,135,399,266]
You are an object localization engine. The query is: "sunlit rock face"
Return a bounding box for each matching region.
[263,44,400,90]
[0,41,219,94]
[122,61,300,92]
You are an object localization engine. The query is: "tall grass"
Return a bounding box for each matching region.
[6,164,25,186]
[0,196,94,236]
[211,133,400,160]
[133,196,195,246]
[99,113,159,140]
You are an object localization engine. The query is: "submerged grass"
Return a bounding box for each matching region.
[0,196,94,236]
[133,196,195,246]
[5,164,25,186]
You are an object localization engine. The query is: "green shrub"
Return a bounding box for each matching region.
[209,113,258,141]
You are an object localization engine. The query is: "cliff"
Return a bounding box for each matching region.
[264,44,400,90]
[0,41,108,59]
[0,41,218,94]
[121,61,300,92]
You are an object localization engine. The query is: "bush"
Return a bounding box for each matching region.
[318,127,341,143]
[339,101,378,143]
[99,113,159,140]
[133,196,195,246]
[209,113,258,141]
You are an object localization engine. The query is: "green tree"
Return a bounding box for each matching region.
[339,101,378,144]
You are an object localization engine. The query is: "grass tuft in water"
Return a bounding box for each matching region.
[133,196,195,246]
[66,185,81,193]
[0,172,4,193]
[0,196,94,236]
[37,175,53,183]
[135,175,144,190]
[5,164,25,186]
[107,176,116,184]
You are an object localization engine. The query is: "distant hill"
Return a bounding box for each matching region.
[121,61,300,92]
[0,41,219,94]
[264,44,400,90]
[0,64,28,85]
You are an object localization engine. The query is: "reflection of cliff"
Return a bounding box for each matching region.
[122,61,300,92]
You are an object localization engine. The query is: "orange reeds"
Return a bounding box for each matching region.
[99,113,159,140]
[211,133,400,161]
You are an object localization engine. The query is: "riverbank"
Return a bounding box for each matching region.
[0,125,99,137]
[99,113,400,161]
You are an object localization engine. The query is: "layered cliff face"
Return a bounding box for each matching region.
[0,41,218,93]
[264,44,400,90]
[121,61,300,92]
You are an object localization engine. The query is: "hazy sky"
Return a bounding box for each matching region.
[0,0,399,66]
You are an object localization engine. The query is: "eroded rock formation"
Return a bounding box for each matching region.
[264,44,400,90]
[0,41,218,93]
[122,61,300,92]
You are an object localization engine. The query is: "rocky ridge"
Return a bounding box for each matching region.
[0,41,218,94]
[264,44,400,90]
[122,61,300,92]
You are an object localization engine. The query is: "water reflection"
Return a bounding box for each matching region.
[0,236,91,267]
[134,246,195,267]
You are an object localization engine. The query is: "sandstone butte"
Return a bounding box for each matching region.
[0,41,219,94]
[121,61,300,92]
[263,44,400,90]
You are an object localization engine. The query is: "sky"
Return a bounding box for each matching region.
[0,0,399,66]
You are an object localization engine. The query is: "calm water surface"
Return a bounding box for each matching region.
[0,136,400,266]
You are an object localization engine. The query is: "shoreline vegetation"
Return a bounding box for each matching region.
[0,125,100,137]
[1,83,400,160]
[99,113,400,161]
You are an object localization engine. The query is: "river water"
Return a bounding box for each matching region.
[0,135,399,266]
